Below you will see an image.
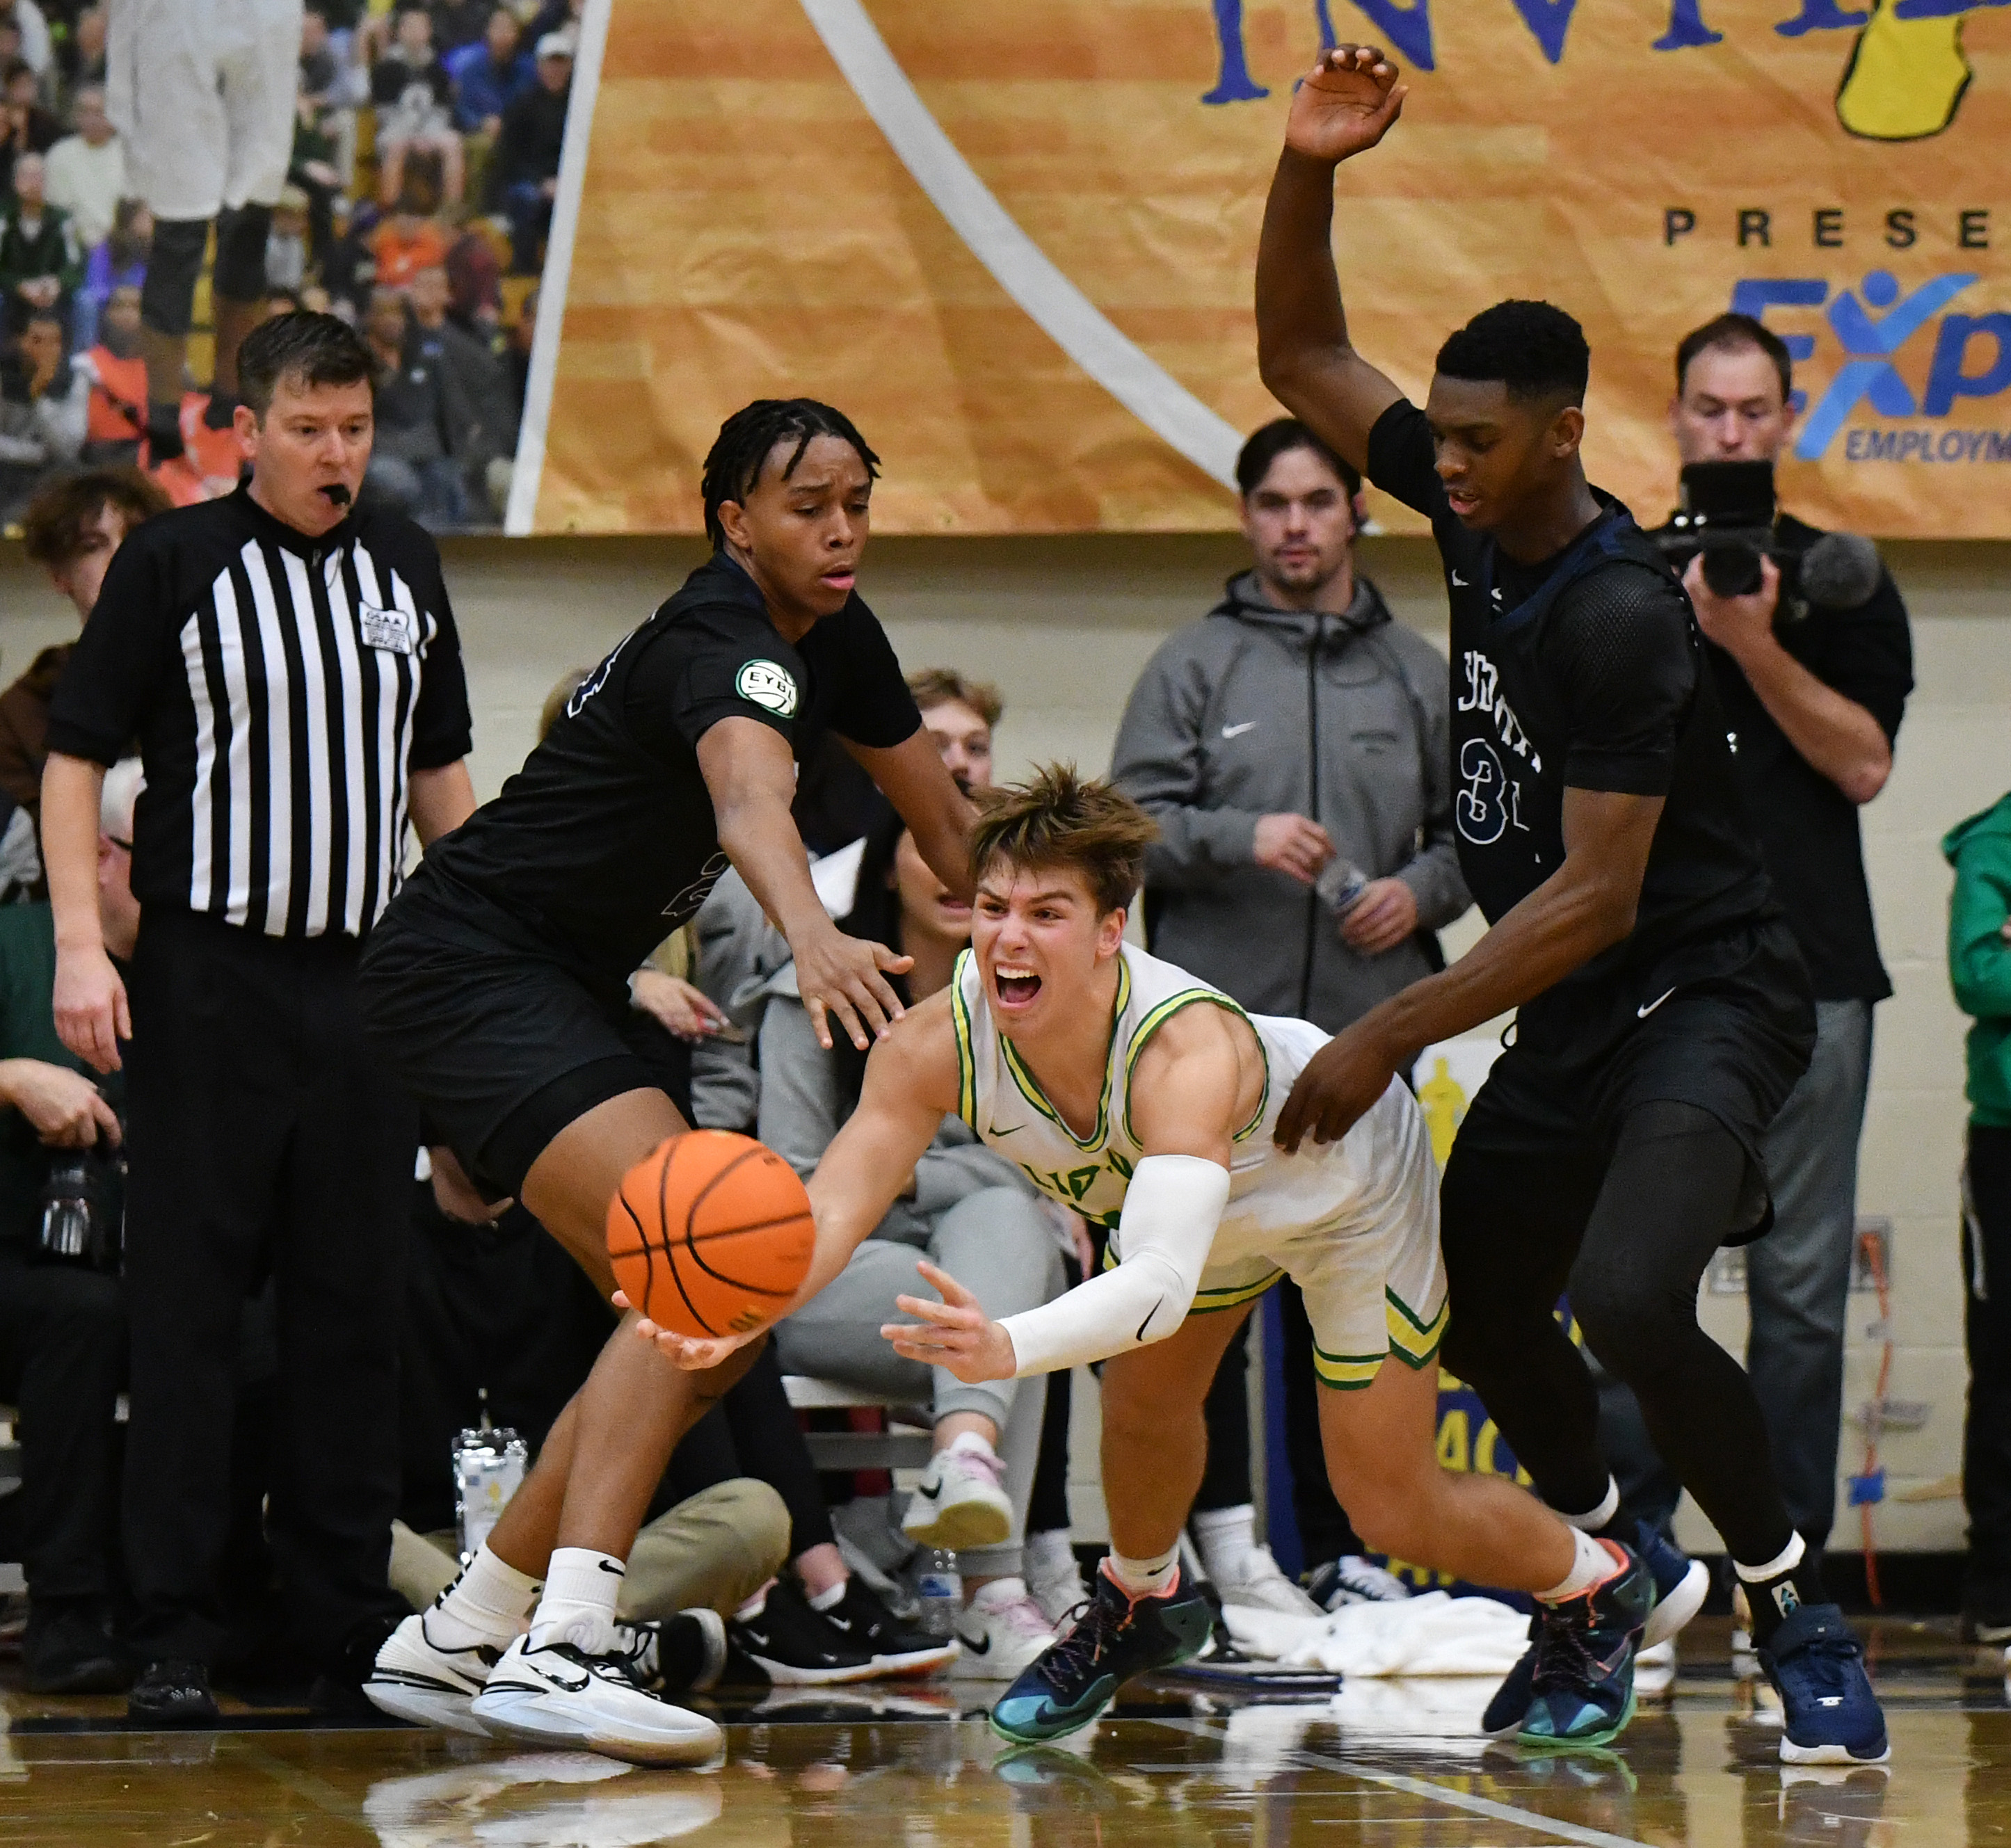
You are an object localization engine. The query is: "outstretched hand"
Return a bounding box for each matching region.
[1285,45,1407,164]
[884,1258,1016,1384]
[1273,1018,1400,1154]
[792,920,913,1052]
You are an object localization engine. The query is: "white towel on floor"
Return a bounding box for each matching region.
[1224,1590,1530,1676]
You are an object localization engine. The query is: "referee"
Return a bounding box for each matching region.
[40,312,477,1721]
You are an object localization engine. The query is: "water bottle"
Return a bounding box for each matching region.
[917,1549,961,1639]
[1315,856,1369,917]
[454,1406,529,1564]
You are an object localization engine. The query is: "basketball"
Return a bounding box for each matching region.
[604,1130,817,1340]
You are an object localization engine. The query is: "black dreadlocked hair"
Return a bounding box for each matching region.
[699,399,882,548]
[1435,300,1590,407]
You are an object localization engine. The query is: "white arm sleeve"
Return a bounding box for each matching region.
[997,1154,1231,1378]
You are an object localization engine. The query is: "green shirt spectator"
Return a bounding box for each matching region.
[1948,794,2011,1130]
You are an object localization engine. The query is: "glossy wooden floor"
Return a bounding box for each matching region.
[7,1619,2010,1847]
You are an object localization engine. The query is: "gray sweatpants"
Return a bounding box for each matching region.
[773,1184,1064,1577]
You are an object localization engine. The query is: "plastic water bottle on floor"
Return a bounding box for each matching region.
[918,1550,962,1638]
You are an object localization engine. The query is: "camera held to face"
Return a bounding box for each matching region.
[1656,460,1884,620]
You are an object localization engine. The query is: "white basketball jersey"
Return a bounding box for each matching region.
[949,942,1405,1243]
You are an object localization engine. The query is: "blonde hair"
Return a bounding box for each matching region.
[971,764,1157,917]
[906,667,1002,728]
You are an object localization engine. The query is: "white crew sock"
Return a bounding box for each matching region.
[807,1577,847,1614]
[1733,1529,1805,1584]
[527,1546,627,1654]
[430,1544,542,1652]
[1189,1503,1259,1582]
[1537,1527,1622,1603]
[1105,1545,1180,1600]
[945,1429,1000,1461]
[1563,1479,1621,1533]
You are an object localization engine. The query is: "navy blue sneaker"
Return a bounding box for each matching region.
[1484,1524,1704,1735]
[1633,1524,1710,1649]
[1758,1603,1889,1765]
[1517,1545,1653,1749]
[990,1566,1212,1744]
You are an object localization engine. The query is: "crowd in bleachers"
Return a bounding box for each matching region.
[0,0,572,531]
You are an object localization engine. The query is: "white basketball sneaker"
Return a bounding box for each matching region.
[469,1632,723,1767]
[1025,1532,1091,1627]
[1211,1543,1327,1618]
[950,1578,1057,1679]
[901,1433,1013,1551]
[363,1609,504,1736]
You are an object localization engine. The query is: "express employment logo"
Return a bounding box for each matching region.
[1732,273,2011,463]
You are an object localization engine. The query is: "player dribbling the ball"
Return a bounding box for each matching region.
[355,400,974,1763]
[650,769,1667,1748]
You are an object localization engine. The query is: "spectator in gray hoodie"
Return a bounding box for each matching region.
[1112,417,1468,1030]
[1111,417,1468,1610]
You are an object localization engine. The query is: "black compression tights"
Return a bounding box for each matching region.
[1440,1100,1797,1566]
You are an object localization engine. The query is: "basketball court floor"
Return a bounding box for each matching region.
[4,1618,2006,1847]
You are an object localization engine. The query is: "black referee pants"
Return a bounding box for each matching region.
[123,911,413,1669]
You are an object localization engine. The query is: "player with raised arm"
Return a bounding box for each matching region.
[355,399,975,1765]
[647,768,1657,1748]
[1251,47,1886,1765]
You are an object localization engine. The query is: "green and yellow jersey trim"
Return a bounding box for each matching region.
[1119,990,1270,1148]
[996,951,1131,1152]
[950,948,979,1130]
[1311,1290,1450,1391]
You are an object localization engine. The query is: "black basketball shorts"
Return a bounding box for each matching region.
[358,908,663,1199]
[1456,915,1817,1189]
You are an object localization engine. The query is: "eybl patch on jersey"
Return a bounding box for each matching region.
[358,602,416,654]
[736,659,798,716]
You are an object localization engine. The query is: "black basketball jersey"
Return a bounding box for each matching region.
[401,553,920,993]
[1365,401,1781,1058]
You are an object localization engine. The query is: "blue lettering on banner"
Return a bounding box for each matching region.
[1844,427,2011,460]
[1731,270,2011,463]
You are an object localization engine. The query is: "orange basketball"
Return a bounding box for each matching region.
[605,1130,816,1339]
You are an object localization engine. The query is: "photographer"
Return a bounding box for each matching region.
[1644,312,1913,1569]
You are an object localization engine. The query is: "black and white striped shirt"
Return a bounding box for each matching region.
[48,485,472,938]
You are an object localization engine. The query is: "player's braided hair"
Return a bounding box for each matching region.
[972,765,1159,918]
[700,399,882,547]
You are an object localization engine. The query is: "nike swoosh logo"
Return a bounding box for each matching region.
[1637,987,1677,1019]
[1450,571,1468,587]
[959,1631,992,1655]
[914,1481,943,1501]
[990,1123,1019,1136]
[1221,721,1258,739]
[596,1559,627,1576]
[1135,1301,1164,1343]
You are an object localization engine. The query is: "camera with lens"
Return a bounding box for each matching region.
[1656,459,1884,621]
[35,1136,125,1273]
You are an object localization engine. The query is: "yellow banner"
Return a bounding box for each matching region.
[531,0,2011,536]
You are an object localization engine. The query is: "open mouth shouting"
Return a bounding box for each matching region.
[994,963,1043,1010]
